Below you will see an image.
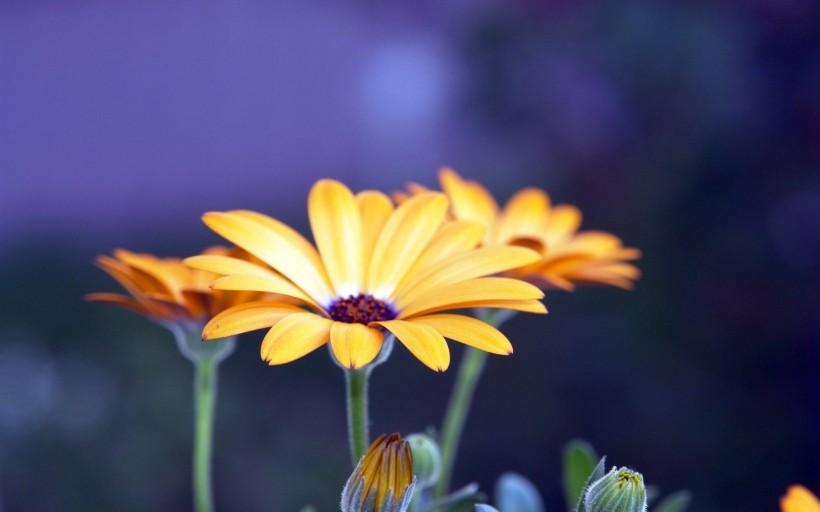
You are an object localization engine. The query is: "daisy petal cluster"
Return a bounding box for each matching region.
[399,168,641,291]
[186,179,546,371]
[87,246,270,328]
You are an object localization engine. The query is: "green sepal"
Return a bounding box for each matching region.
[574,456,607,512]
[652,491,692,512]
[169,324,236,363]
[495,473,544,512]
[563,439,599,512]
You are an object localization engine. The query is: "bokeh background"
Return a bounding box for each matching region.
[2,0,819,510]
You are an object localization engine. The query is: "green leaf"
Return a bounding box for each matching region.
[496,473,544,512]
[563,440,599,512]
[574,456,606,512]
[652,490,692,512]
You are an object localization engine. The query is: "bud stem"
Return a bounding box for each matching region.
[346,368,370,466]
[435,308,514,500]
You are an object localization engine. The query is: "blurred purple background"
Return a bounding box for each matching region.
[2,1,819,511]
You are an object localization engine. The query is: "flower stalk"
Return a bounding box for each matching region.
[172,327,236,512]
[346,368,370,466]
[434,309,514,499]
[434,347,488,499]
[194,354,217,512]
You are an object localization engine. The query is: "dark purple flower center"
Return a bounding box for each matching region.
[327,294,397,325]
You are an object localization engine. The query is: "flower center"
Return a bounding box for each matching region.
[327,294,397,325]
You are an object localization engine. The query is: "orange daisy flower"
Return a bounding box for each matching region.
[186,179,545,371]
[87,246,268,330]
[399,168,641,291]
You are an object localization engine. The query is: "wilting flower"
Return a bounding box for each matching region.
[398,168,641,291]
[341,433,415,512]
[86,246,268,330]
[186,179,545,371]
[782,486,820,512]
[584,467,647,512]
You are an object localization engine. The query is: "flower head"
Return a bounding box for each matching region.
[87,246,268,330]
[782,486,820,512]
[187,179,545,371]
[341,433,415,512]
[584,466,647,512]
[399,168,641,291]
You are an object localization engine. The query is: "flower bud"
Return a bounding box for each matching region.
[341,433,416,512]
[406,433,441,490]
[583,467,647,512]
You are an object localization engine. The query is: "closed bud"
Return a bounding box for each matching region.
[406,433,441,489]
[341,433,416,512]
[584,467,647,512]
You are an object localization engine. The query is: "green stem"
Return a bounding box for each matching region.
[346,368,370,466]
[170,326,235,512]
[435,309,514,499]
[194,355,218,512]
[434,346,488,499]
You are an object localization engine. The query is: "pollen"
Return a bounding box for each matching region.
[615,469,642,487]
[328,293,397,325]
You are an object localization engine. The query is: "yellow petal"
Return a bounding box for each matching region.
[95,255,163,299]
[376,319,450,371]
[409,314,513,355]
[84,292,153,317]
[562,264,642,290]
[532,272,576,291]
[260,312,332,365]
[113,249,185,299]
[309,180,364,297]
[396,246,541,308]
[202,211,333,306]
[458,299,547,314]
[367,193,449,298]
[494,188,551,245]
[398,220,485,288]
[202,302,306,340]
[211,275,319,308]
[184,255,279,279]
[552,231,627,257]
[357,190,394,272]
[400,277,544,318]
[544,205,582,242]
[781,486,820,512]
[439,168,499,237]
[329,322,384,369]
